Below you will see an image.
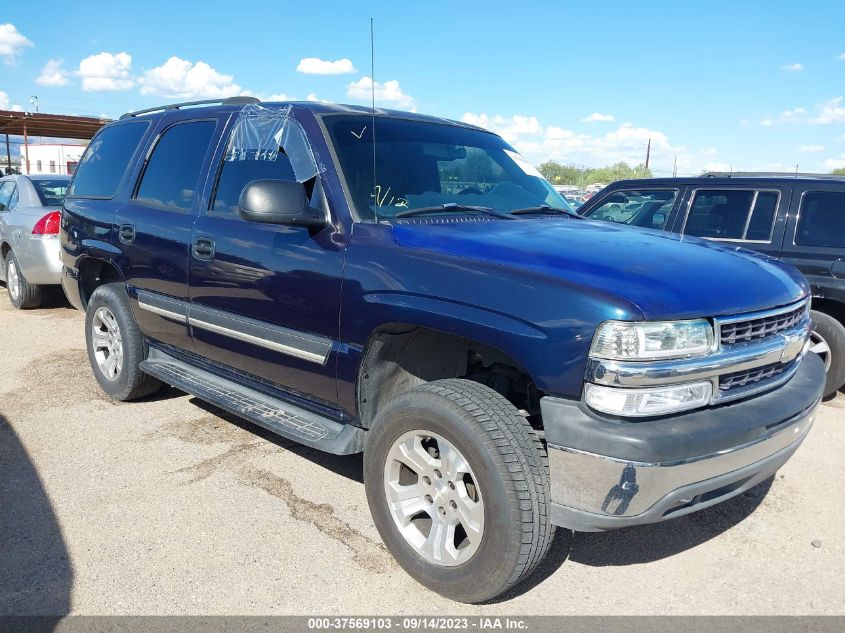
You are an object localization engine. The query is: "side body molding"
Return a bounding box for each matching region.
[136,289,333,365]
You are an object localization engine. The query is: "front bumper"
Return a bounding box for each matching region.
[541,352,824,531]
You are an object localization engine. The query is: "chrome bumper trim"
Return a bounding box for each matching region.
[547,399,818,520]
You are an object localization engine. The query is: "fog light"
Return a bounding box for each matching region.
[585,381,713,417]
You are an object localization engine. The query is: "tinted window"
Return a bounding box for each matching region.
[584,189,677,229]
[136,121,215,211]
[325,115,572,219]
[31,179,69,206]
[69,122,148,199]
[796,191,845,248]
[211,146,296,216]
[684,189,778,241]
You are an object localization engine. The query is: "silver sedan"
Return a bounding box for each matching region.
[0,174,69,309]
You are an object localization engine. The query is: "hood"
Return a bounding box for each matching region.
[392,217,808,320]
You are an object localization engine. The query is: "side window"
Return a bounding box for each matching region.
[684,189,778,241]
[69,121,149,199]
[135,120,216,211]
[585,189,677,229]
[8,184,19,210]
[210,140,297,217]
[0,181,14,211]
[796,191,845,248]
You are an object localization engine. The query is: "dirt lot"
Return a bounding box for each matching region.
[1,293,843,616]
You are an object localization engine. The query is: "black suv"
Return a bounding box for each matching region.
[579,173,845,397]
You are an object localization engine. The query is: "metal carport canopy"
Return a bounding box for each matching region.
[0,110,110,139]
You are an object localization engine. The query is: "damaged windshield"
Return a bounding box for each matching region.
[325,115,573,220]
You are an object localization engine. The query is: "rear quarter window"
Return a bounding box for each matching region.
[796,191,845,248]
[68,121,149,199]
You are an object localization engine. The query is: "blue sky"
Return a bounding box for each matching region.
[2,0,845,175]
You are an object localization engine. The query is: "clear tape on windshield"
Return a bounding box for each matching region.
[227,104,324,183]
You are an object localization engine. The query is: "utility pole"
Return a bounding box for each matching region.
[644,138,651,170]
[672,154,677,177]
[30,96,39,113]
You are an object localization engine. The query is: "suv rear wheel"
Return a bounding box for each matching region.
[364,378,554,603]
[85,283,162,401]
[810,310,845,398]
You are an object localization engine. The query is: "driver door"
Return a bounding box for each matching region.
[188,109,344,409]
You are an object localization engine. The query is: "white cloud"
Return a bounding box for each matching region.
[701,147,719,156]
[267,93,295,101]
[461,111,700,174]
[36,58,69,86]
[781,63,804,72]
[346,76,414,109]
[581,112,614,123]
[837,53,845,61]
[296,57,357,75]
[461,113,541,143]
[0,91,23,111]
[140,57,241,98]
[0,23,33,64]
[760,107,807,126]
[811,97,845,125]
[823,155,845,170]
[78,52,134,91]
[800,144,825,153]
[306,93,332,103]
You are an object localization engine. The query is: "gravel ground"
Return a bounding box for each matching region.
[1,292,843,616]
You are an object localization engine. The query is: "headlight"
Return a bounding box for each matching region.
[590,319,714,360]
[585,381,713,417]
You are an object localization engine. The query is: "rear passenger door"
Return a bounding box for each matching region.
[114,113,222,354]
[673,185,790,258]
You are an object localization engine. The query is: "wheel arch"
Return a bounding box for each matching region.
[77,257,125,309]
[356,323,542,430]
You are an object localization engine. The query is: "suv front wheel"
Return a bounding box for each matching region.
[364,379,554,603]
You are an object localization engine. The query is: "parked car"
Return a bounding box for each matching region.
[578,175,845,397]
[61,99,823,603]
[0,174,69,308]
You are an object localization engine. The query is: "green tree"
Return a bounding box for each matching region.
[538,160,652,186]
[833,168,845,176]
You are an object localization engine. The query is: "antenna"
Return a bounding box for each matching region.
[370,17,378,222]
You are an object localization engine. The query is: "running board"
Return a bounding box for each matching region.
[140,349,365,455]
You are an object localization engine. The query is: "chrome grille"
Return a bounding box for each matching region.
[718,360,796,393]
[719,302,807,346]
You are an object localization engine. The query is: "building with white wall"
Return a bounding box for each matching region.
[19,143,87,175]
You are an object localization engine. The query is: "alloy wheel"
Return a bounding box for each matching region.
[383,430,484,567]
[91,306,124,381]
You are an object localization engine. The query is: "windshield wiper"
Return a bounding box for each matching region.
[509,205,580,217]
[394,203,512,219]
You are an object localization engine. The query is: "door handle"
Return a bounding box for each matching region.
[118,224,135,245]
[192,236,215,261]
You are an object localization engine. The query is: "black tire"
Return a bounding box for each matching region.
[85,282,162,401]
[364,378,554,603]
[4,250,42,309]
[810,310,845,398]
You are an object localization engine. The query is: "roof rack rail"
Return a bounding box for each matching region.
[703,171,845,180]
[119,96,260,119]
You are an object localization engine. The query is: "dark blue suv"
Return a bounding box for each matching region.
[61,98,824,602]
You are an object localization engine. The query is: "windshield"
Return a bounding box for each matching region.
[325,115,573,219]
[31,179,69,206]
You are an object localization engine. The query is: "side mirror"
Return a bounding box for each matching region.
[238,179,326,229]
